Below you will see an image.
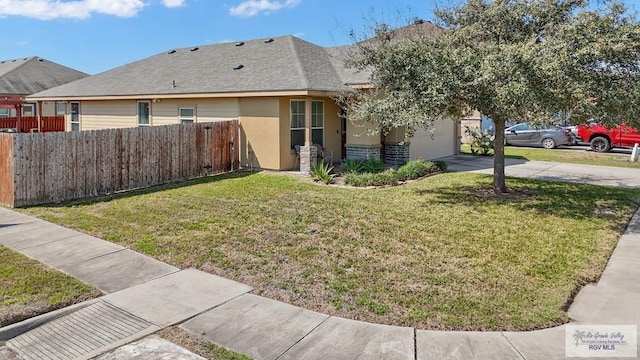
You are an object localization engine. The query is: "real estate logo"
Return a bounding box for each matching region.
[566,325,637,358]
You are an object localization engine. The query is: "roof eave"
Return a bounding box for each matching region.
[27,89,345,101]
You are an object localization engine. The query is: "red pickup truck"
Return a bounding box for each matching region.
[577,123,640,152]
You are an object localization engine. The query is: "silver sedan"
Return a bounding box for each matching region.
[504,123,573,149]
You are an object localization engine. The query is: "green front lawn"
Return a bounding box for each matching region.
[0,246,100,327]
[461,144,640,168]
[20,172,640,331]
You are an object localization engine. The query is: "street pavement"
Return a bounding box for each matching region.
[0,156,639,359]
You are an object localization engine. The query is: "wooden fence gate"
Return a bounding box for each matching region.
[0,121,239,208]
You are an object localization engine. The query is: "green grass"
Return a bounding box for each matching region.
[19,171,640,331]
[461,144,640,168]
[0,246,100,327]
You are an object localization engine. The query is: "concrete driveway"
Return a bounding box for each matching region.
[443,154,640,188]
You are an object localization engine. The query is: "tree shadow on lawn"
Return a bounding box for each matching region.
[32,170,260,208]
[415,175,640,232]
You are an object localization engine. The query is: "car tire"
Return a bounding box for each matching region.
[541,138,556,149]
[590,136,611,152]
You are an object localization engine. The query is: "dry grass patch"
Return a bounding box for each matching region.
[20,171,640,331]
[0,246,100,327]
[159,327,251,360]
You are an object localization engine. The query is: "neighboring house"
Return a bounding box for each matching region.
[0,57,87,132]
[460,111,484,144]
[28,23,468,170]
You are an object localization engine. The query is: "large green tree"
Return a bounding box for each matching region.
[343,0,640,193]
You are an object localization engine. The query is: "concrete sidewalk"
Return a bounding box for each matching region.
[1,158,640,359]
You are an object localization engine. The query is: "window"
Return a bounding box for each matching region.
[137,101,150,126]
[0,109,8,118]
[22,104,35,117]
[55,102,66,116]
[179,107,195,124]
[312,100,324,146]
[290,100,306,149]
[70,102,80,131]
[290,100,325,149]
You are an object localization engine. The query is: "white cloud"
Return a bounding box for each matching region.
[162,0,184,7]
[229,0,300,17]
[0,0,184,20]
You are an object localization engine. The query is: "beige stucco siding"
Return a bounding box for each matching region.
[240,97,280,170]
[278,96,342,170]
[345,118,380,147]
[323,100,342,163]
[197,99,239,122]
[409,120,457,160]
[79,100,136,130]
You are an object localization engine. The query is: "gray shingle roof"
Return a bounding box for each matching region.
[325,44,372,86]
[0,57,87,96]
[30,36,361,99]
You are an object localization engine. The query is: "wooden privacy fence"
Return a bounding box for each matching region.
[0,116,65,133]
[0,121,239,207]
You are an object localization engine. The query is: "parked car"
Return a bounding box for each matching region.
[505,123,573,149]
[557,125,581,145]
[577,122,640,152]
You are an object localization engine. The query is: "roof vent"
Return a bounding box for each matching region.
[235,41,245,47]
[11,60,16,62]
[190,47,199,52]
[264,38,274,43]
[414,18,425,25]
[38,58,44,61]
[23,58,28,60]
[168,50,176,54]
[233,64,244,70]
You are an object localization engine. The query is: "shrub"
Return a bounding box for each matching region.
[431,160,447,172]
[464,126,494,156]
[396,159,447,181]
[310,161,336,184]
[360,158,385,173]
[344,169,398,187]
[342,158,363,173]
[396,160,431,181]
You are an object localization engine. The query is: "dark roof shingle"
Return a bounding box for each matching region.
[30,36,356,98]
[0,57,87,96]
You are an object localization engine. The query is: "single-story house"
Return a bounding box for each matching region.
[28,23,472,170]
[0,57,87,132]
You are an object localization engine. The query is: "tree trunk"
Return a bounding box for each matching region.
[493,118,507,194]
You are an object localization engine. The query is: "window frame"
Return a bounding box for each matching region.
[22,103,35,117]
[55,101,66,116]
[137,100,151,126]
[70,102,80,132]
[311,100,324,146]
[179,107,196,124]
[290,99,306,149]
[0,108,9,118]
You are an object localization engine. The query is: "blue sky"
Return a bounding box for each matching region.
[0,0,437,75]
[1,0,638,75]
